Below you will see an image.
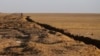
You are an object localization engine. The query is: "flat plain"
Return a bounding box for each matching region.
[24,13,100,40]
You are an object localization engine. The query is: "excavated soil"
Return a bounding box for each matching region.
[0,13,100,56]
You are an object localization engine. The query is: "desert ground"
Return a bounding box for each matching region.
[24,13,100,40]
[0,13,100,56]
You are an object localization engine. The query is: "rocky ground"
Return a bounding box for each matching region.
[0,13,100,56]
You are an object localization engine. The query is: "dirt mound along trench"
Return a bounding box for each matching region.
[0,13,100,56]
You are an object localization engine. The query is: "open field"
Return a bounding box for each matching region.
[24,13,100,40]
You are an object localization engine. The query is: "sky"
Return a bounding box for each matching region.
[0,0,100,13]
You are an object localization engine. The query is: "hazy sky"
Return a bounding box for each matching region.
[0,0,100,13]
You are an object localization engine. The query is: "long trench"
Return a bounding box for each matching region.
[31,21,100,49]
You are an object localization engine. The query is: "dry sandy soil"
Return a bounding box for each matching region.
[0,13,100,56]
[24,13,100,40]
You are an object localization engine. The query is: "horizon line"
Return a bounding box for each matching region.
[0,12,100,14]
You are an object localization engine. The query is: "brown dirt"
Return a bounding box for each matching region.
[24,13,100,40]
[0,13,100,56]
